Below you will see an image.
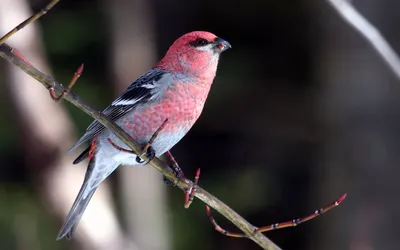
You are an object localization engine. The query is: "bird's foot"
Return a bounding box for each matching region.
[163,164,184,185]
[163,151,185,185]
[136,145,156,164]
[107,138,134,153]
[161,151,200,208]
[107,138,155,164]
[135,118,168,164]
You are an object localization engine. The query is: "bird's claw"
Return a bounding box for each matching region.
[163,150,184,185]
[135,145,156,164]
[163,166,184,186]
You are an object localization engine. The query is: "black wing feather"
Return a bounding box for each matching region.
[68,68,167,154]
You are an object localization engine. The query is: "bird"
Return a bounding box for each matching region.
[56,31,231,240]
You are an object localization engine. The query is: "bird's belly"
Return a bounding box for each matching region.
[98,128,186,166]
[102,103,201,165]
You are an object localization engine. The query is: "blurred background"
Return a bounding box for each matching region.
[1,0,400,249]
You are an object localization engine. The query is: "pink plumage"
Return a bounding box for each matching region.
[57,31,231,240]
[122,82,210,136]
[157,31,219,75]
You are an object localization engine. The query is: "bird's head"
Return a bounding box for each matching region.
[157,31,231,80]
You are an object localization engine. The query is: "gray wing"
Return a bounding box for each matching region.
[68,68,169,153]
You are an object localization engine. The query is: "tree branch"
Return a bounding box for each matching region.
[0,0,60,44]
[327,0,400,80]
[0,43,281,250]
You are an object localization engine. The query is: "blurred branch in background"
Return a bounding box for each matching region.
[104,0,171,249]
[0,0,59,44]
[0,0,135,249]
[328,0,400,80]
[311,0,400,249]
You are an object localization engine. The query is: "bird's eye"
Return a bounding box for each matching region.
[190,38,210,47]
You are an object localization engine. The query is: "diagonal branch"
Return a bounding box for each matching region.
[7,0,391,247]
[0,43,281,250]
[0,3,281,248]
[0,0,60,44]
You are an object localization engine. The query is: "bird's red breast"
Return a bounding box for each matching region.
[121,80,211,139]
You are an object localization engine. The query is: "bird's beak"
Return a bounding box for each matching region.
[214,37,231,53]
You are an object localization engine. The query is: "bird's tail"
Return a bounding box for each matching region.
[56,159,97,240]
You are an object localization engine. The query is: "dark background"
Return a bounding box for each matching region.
[1,0,400,249]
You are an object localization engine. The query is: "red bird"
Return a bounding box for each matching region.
[57,31,231,240]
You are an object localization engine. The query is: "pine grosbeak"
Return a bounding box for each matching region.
[57,31,231,240]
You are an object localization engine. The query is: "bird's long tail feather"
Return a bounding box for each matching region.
[57,160,97,240]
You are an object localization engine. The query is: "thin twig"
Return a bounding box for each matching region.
[142,118,168,153]
[0,43,281,250]
[184,168,201,209]
[49,63,84,102]
[107,138,134,153]
[327,0,400,80]
[206,193,347,238]
[0,0,60,44]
